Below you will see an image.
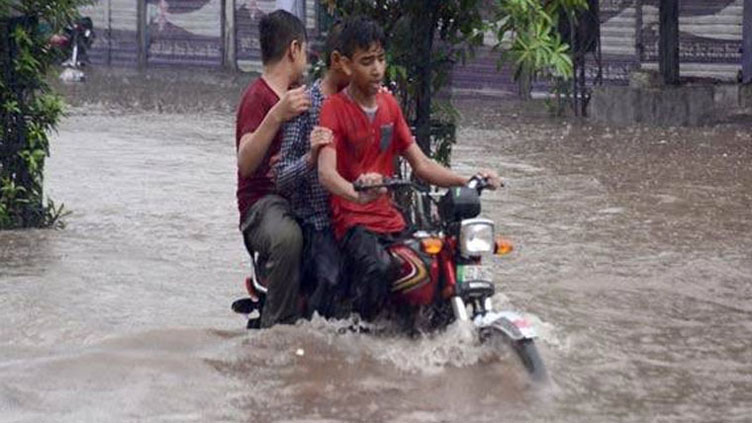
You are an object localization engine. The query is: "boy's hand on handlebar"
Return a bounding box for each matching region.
[355,172,384,189]
[354,173,387,204]
[476,169,502,190]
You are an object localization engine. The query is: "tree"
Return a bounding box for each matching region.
[492,0,588,100]
[323,0,589,156]
[0,0,86,229]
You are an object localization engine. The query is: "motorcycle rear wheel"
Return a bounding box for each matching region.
[481,326,548,383]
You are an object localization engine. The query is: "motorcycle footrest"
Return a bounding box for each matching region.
[231,297,260,314]
[458,280,495,300]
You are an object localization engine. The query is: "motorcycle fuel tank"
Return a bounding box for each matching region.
[389,241,440,306]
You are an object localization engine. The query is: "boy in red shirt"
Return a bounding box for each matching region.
[317,17,500,320]
[236,10,310,328]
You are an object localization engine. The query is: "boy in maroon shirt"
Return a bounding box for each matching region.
[317,17,500,320]
[236,10,310,328]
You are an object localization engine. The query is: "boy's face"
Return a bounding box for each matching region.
[344,43,386,97]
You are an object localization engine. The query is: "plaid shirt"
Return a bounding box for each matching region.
[275,80,331,230]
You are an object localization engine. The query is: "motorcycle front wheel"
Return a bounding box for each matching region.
[480,325,548,383]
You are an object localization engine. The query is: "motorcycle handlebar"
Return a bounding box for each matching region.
[468,174,505,192]
[467,175,488,192]
[353,177,414,192]
[353,174,502,193]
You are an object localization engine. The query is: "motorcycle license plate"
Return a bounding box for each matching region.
[458,264,493,283]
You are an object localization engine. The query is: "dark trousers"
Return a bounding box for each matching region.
[341,226,399,321]
[300,225,344,319]
[242,195,303,328]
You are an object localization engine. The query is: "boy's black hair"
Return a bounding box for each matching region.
[259,10,308,65]
[323,20,344,68]
[339,16,386,59]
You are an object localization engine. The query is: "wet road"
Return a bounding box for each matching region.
[1,104,751,422]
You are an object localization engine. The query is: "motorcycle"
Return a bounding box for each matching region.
[49,16,95,82]
[232,176,547,382]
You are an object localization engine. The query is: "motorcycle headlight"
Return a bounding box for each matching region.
[459,218,495,256]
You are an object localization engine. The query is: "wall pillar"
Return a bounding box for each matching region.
[635,0,644,63]
[659,0,680,85]
[743,0,752,84]
[223,0,236,71]
[137,0,147,69]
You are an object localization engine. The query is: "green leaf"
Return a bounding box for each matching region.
[3,100,20,114]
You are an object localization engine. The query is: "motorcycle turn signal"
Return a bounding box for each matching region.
[420,238,443,255]
[494,236,514,256]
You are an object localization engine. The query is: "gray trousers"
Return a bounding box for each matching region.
[241,195,303,328]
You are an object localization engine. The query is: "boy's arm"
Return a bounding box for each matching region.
[237,110,284,178]
[318,147,383,204]
[237,85,310,178]
[389,93,500,189]
[316,97,358,202]
[387,93,465,188]
[318,147,359,203]
[403,144,502,189]
[317,97,382,204]
[402,143,468,187]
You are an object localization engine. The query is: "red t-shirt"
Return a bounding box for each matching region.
[235,78,281,225]
[319,91,415,239]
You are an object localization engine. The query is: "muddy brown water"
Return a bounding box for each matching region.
[1,102,751,423]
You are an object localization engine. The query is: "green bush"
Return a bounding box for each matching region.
[1,0,88,229]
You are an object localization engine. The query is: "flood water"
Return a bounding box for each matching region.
[1,101,751,422]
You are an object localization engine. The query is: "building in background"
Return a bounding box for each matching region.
[275,0,304,19]
[80,0,748,97]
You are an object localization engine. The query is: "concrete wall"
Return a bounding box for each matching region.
[741,82,752,107]
[588,68,750,126]
[589,84,718,126]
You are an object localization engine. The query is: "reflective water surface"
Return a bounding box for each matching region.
[1,103,751,422]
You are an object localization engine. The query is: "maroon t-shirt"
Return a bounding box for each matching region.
[235,78,281,225]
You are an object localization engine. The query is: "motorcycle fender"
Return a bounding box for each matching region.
[474,311,537,341]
